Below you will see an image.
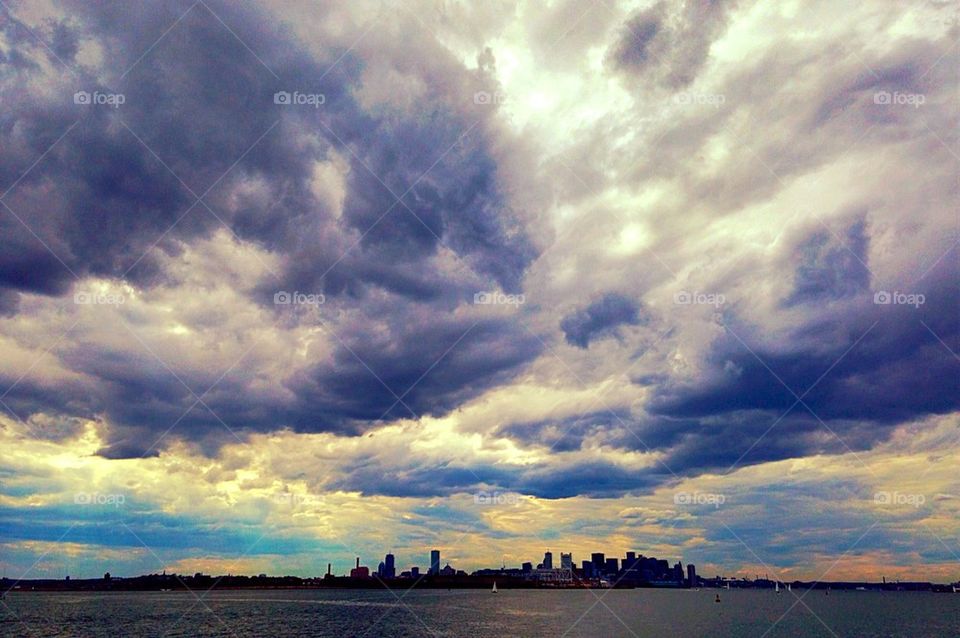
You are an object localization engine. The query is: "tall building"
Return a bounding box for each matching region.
[543,551,553,570]
[560,553,572,570]
[384,553,396,579]
[605,558,619,576]
[522,562,533,574]
[624,551,637,569]
[687,564,697,587]
[673,561,684,582]
[430,550,440,576]
[582,560,595,578]
[591,553,605,573]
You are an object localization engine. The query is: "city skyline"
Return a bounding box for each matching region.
[0,0,958,591]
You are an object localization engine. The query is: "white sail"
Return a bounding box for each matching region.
[492,581,498,593]
[775,582,780,593]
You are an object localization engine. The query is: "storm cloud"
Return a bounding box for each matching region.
[0,0,958,582]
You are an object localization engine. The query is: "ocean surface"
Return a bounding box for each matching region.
[2,588,958,637]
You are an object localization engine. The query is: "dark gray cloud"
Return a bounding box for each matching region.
[608,0,735,88]
[0,0,542,455]
[285,315,543,428]
[1,0,534,298]
[328,452,663,500]
[0,0,956,509]
[560,292,644,348]
[499,410,636,453]
[785,217,871,306]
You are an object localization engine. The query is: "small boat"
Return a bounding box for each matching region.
[775,582,781,594]
[491,581,498,594]
[787,583,791,592]
[715,594,721,603]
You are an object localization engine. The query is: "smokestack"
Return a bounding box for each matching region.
[327,563,331,576]
[356,557,360,569]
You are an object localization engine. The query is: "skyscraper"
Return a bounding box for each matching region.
[384,553,396,579]
[560,553,572,570]
[591,553,605,574]
[687,564,697,587]
[582,560,595,578]
[430,550,440,576]
[605,558,619,576]
[543,551,553,570]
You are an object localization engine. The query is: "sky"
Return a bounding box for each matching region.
[0,0,958,583]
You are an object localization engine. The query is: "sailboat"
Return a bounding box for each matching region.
[787,583,791,592]
[491,581,498,594]
[725,582,730,590]
[715,593,721,603]
[775,582,781,594]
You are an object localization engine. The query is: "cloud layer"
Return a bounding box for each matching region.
[0,0,957,580]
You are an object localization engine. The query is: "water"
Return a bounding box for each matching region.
[2,588,958,637]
